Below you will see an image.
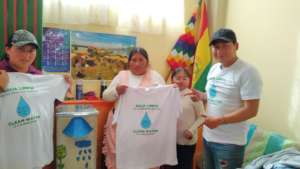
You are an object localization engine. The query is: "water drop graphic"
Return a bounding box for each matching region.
[209,84,217,98]
[17,96,31,117]
[63,117,93,139]
[141,112,151,129]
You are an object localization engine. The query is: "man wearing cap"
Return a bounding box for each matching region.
[0,29,68,169]
[199,28,263,169]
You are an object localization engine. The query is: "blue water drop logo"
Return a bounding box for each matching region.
[17,96,31,117]
[141,112,151,129]
[209,84,217,98]
[63,117,93,139]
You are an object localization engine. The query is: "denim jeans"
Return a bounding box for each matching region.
[202,139,245,169]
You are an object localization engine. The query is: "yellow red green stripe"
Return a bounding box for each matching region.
[192,0,212,92]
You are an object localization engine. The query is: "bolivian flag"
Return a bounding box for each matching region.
[192,0,212,92]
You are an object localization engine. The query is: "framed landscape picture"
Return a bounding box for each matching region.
[70,31,136,80]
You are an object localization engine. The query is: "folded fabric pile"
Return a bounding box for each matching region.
[244,147,300,169]
[243,124,300,166]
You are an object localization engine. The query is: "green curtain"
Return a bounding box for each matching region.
[0,0,43,68]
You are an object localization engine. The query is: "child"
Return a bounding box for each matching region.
[171,67,205,169]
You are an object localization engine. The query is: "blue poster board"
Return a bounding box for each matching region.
[42,28,70,72]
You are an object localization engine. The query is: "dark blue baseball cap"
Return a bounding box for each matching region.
[209,28,237,46]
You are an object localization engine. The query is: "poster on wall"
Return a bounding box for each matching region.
[42,28,70,72]
[70,31,136,80]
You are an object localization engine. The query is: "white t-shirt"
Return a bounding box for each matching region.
[0,73,68,169]
[203,59,262,145]
[115,85,182,169]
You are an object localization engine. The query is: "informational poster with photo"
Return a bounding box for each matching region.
[70,31,136,80]
[42,28,70,72]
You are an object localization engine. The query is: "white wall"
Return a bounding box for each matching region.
[224,0,300,140]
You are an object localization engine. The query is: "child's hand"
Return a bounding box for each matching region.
[183,130,193,140]
[116,84,128,96]
[185,88,206,102]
